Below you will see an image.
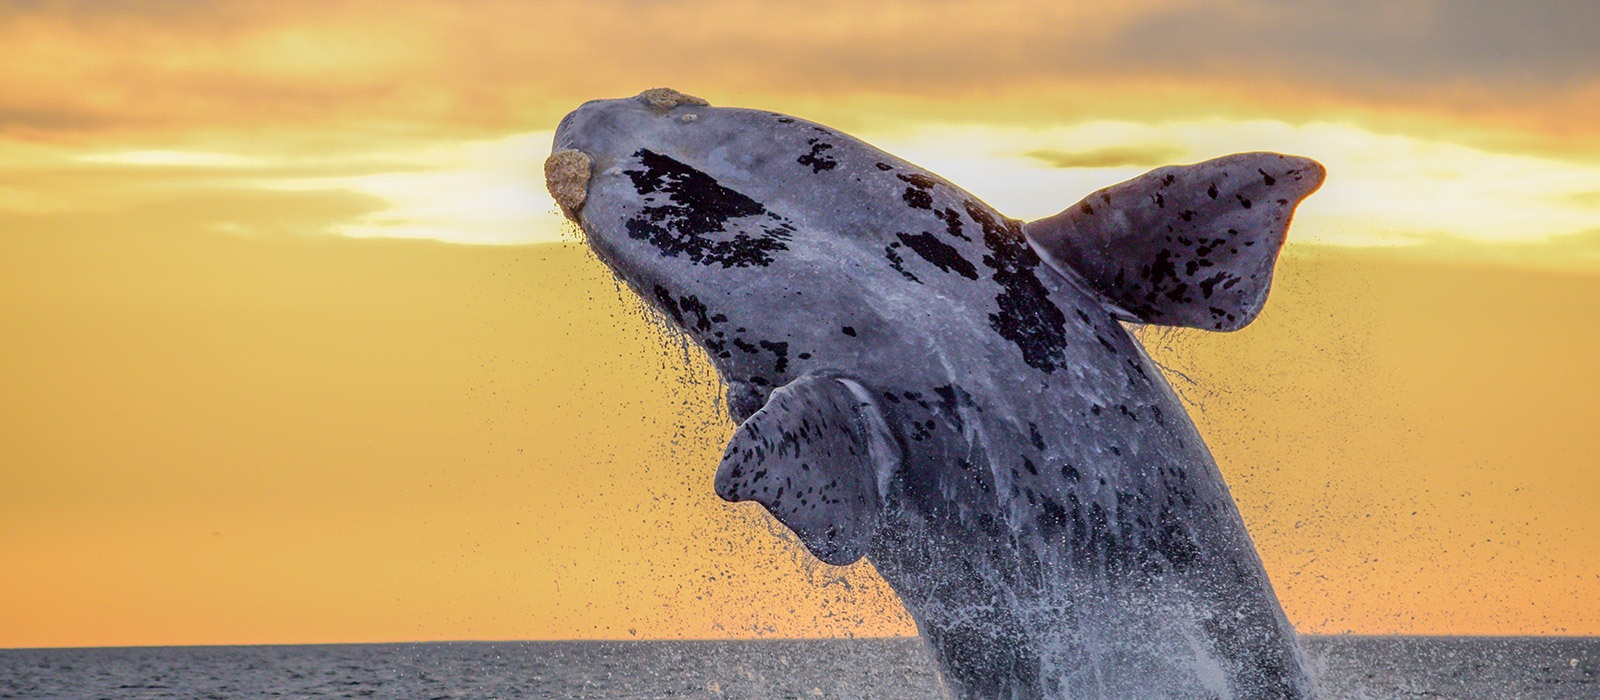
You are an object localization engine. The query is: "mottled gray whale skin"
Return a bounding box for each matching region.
[549,89,1325,699]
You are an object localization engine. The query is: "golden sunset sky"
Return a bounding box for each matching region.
[2,0,1597,648]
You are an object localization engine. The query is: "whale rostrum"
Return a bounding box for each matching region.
[549,89,1326,699]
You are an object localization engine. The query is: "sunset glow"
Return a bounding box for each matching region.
[11,118,1599,253]
[2,0,1596,648]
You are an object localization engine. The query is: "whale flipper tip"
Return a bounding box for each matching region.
[714,375,898,566]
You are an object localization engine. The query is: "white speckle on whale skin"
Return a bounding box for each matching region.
[680,114,699,123]
[544,149,592,221]
[636,87,709,111]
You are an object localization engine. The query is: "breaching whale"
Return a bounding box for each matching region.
[547,88,1326,699]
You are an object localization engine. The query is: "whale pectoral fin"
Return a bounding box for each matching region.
[714,376,900,566]
[1025,152,1325,331]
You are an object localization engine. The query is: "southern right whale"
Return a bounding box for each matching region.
[547,88,1326,699]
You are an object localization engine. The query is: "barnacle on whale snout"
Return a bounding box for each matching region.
[635,87,709,111]
[544,148,593,221]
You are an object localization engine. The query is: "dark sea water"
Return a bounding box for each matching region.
[1,636,1594,699]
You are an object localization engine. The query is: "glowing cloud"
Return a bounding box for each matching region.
[860,119,1600,249]
[265,132,567,245]
[8,116,1598,255]
[76,151,267,167]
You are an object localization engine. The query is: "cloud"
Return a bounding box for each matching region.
[2,1,1593,251]
[0,0,1593,155]
[1106,0,1600,85]
[1298,227,1600,275]
[280,132,567,245]
[1025,145,1189,169]
[861,119,1600,253]
[0,188,391,258]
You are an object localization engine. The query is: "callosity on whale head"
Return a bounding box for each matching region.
[549,88,1326,699]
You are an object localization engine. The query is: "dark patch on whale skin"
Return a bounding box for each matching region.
[732,337,761,355]
[898,172,938,210]
[651,284,717,334]
[884,242,922,283]
[902,186,933,210]
[906,418,933,442]
[964,200,1071,374]
[1103,229,1249,330]
[797,138,838,173]
[758,340,790,373]
[896,231,980,280]
[931,384,980,434]
[1027,422,1046,451]
[897,172,940,190]
[932,384,976,408]
[650,283,788,393]
[623,149,795,268]
[726,382,764,422]
[879,172,983,281]
[936,206,970,241]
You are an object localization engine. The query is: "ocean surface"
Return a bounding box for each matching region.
[2,636,1594,699]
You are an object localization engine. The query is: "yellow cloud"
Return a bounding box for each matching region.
[2,0,1594,161]
[855,119,1600,252]
[267,132,567,245]
[77,150,267,167]
[6,109,1599,256]
[1025,145,1189,169]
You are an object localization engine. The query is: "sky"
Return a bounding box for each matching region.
[1,0,1597,647]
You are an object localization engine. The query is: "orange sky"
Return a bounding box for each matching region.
[1,0,1597,648]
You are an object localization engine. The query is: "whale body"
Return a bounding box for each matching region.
[548,88,1325,699]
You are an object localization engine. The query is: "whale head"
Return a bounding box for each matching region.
[548,88,942,420]
[548,90,790,288]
